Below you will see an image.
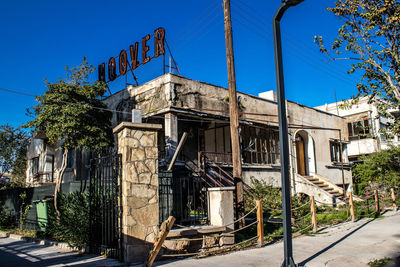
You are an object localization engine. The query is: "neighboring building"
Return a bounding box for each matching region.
[315,96,400,162]
[25,135,90,186]
[26,73,352,204]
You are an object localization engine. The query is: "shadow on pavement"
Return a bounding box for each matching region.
[0,238,121,266]
[297,218,376,267]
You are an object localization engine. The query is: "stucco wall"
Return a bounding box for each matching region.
[88,74,352,187]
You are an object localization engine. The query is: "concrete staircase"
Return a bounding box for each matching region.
[304,175,344,199]
[295,174,346,206]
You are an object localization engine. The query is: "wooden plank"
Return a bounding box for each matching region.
[147,216,176,267]
[167,132,188,171]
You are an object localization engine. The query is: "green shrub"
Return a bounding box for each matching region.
[46,192,90,249]
[0,204,17,229]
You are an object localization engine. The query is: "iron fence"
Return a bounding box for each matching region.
[88,153,122,260]
[159,170,208,226]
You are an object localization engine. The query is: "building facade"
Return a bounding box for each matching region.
[315,96,400,162]
[26,73,352,204]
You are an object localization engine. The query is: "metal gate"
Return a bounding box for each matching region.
[88,153,122,259]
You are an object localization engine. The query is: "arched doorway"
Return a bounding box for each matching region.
[295,134,307,176]
[294,130,316,176]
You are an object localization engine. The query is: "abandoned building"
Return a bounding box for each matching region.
[24,73,355,261]
[26,73,352,203]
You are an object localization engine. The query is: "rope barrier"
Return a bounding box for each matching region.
[293,212,312,222]
[292,224,313,234]
[291,199,311,211]
[227,220,258,235]
[225,205,257,228]
[162,236,259,259]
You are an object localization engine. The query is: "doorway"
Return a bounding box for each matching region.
[295,135,307,176]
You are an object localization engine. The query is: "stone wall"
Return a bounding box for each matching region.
[114,122,162,263]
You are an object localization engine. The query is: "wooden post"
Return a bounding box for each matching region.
[348,191,355,222]
[391,187,397,210]
[310,196,317,232]
[147,216,175,267]
[374,190,380,213]
[223,0,244,226]
[256,200,264,247]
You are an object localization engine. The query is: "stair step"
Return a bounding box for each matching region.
[314,181,324,185]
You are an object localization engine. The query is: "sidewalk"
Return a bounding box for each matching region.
[156,210,400,267]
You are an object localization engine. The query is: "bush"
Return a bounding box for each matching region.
[353,146,400,194]
[46,192,90,249]
[0,204,17,229]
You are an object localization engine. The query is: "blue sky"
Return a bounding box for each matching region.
[0,0,360,127]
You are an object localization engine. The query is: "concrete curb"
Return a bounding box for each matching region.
[0,230,88,253]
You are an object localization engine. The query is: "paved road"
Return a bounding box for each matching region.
[157,210,400,267]
[0,238,121,267]
[1,211,399,266]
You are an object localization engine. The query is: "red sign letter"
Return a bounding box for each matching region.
[130,42,139,70]
[154,27,165,58]
[119,50,127,76]
[142,34,151,64]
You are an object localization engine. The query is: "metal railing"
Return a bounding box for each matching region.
[199,151,280,165]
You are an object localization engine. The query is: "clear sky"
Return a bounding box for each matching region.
[0,0,361,128]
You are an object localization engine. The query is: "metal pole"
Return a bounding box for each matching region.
[273,1,304,266]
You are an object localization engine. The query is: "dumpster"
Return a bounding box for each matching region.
[33,199,50,231]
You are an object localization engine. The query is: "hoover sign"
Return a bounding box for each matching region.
[98,27,165,83]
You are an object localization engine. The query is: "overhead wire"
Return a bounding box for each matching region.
[233,0,357,74]
[230,2,361,86]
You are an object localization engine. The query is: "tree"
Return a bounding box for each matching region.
[353,145,400,194]
[0,124,30,188]
[315,0,400,133]
[26,58,113,215]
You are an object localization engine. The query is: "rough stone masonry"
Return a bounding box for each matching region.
[114,122,162,263]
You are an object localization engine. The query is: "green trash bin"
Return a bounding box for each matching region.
[34,200,49,232]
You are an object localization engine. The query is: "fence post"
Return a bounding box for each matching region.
[348,191,355,222]
[310,196,317,232]
[256,200,264,247]
[374,190,380,213]
[391,188,397,210]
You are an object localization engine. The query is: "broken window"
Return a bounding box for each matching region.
[242,126,280,165]
[347,118,370,140]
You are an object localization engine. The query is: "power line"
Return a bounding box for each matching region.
[230,2,361,85]
[230,13,360,86]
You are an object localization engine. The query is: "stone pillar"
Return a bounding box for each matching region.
[208,187,235,230]
[113,122,162,263]
[164,113,178,163]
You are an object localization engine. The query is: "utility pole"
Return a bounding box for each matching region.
[223,0,244,225]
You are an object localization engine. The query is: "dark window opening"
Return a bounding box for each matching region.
[347,118,370,140]
[330,141,343,163]
[32,157,39,175]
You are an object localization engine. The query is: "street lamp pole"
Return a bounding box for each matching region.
[272,1,304,266]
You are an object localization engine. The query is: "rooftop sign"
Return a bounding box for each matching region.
[98,27,165,83]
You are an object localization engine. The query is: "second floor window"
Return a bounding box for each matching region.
[347,118,370,140]
[32,157,39,175]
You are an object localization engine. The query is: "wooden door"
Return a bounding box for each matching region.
[296,136,307,176]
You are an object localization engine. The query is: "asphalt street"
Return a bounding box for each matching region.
[0,210,399,267]
[157,210,400,267]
